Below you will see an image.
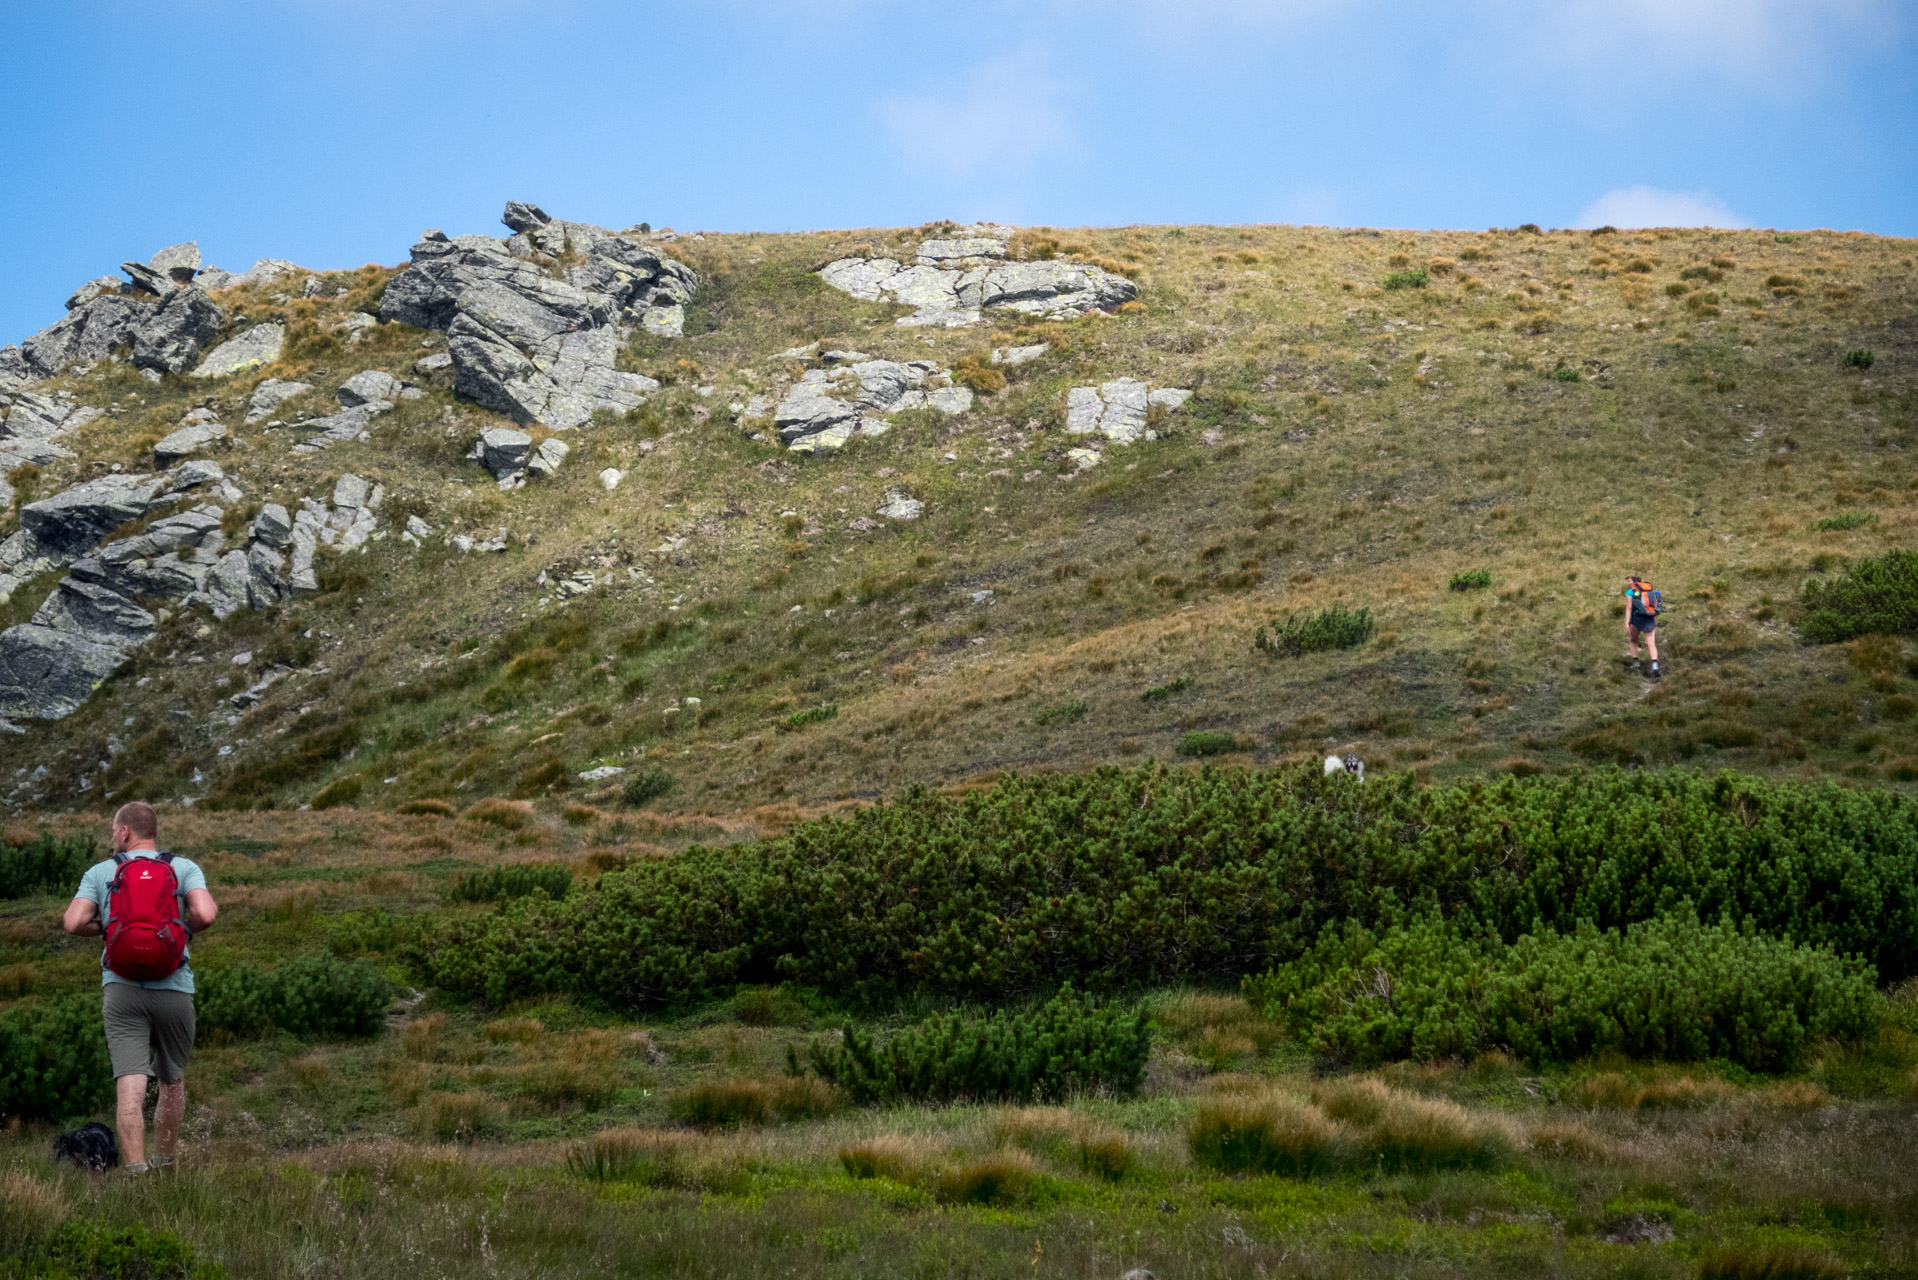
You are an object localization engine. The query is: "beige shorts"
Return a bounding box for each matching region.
[103,984,196,1082]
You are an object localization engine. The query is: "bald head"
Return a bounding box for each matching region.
[112,802,158,842]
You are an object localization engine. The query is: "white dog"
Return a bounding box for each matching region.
[1323,753,1364,782]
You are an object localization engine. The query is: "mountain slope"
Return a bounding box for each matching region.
[0,210,1913,815]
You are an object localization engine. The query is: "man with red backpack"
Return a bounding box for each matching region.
[62,802,217,1175]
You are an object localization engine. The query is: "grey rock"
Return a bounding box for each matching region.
[379,205,691,427]
[154,421,227,464]
[332,473,375,511]
[232,259,301,287]
[131,285,224,374]
[247,543,287,607]
[289,509,322,592]
[147,242,201,283]
[252,503,293,548]
[928,386,974,415]
[66,277,126,310]
[916,227,1010,264]
[527,437,569,477]
[1149,388,1194,411]
[773,356,969,451]
[21,473,169,558]
[502,201,552,233]
[121,261,174,296]
[34,573,155,640]
[0,617,147,719]
[165,460,225,492]
[2,392,88,443]
[1599,1215,1676,1246]
[337,369,404,407]
[415,351,453,372]
[0,346,27,393]
[818,255,1137,325]
[332,311,378,342]
[246,377,313,423]
[290,400,392,451]
[878,491,923,521]
[478,427,533,479]
[21,292,157,378]
[992,343,1047,365]
[204,549,252,618]
[191,322,284,378]
[1067,378,1187,445]
[191,266,237,291]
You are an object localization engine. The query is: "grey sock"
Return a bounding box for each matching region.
[123,1161,150,1175]
[153,1154,175,1169]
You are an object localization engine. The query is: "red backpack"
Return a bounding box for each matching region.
[103,853,189,982]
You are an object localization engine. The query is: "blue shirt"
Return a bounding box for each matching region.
[75,850,206,994]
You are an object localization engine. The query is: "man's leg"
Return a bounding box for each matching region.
[115,1073,149,1167]
[1645,629,1659,663]
[154,1078,185,1163]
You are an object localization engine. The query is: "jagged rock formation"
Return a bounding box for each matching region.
[1065,378,1193,446]
[751,347,974,453]
[153,408,227,464]
[473,429,568,488]
[287,371,420,452]
[818,225,1137,326]
[246,378,313,423]
[378,201,694,430]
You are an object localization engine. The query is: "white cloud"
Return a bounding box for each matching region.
[1572,186,1751,230]
[1512,0,1897,88]
[875,48,1076,182]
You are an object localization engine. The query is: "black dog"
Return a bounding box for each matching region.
[53,1121,119,1172]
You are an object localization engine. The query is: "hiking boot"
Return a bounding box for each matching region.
[1648,663,1662,680]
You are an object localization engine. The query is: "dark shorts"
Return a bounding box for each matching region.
[103,984,195,1081]
[1629,614,1656,633]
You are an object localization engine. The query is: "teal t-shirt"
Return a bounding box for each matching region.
[76,850,206,994]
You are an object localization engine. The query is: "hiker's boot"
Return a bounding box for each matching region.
[1649,661,1662,680]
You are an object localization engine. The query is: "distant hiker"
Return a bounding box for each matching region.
[1624,573,1662,679]
[62,802,217,1176]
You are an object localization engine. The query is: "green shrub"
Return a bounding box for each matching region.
[424,764,1918,1012]
[198,955,393,1040]
[0,997,113,1121]
[1814,511,1877,532]
[1034,700,1088,726]
[1140,677,1193,702]
[1383,268,1429,290]
[1178,731,1239,757]
[13,1217,224,1280]
[0,833,96,900]
[1551,366,1582,383]
[1246,913,1880,1071]
[1254,605,1376,658]
[798,986,1150,1105]
[1842,348,1875,370]
[621,768,676,808]
[783,703,839,731]
[1800,549,1918,643]
[1448,569,1491,592]
[447,862,573,905]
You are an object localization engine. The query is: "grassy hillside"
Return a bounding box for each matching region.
[1,220,1914,820]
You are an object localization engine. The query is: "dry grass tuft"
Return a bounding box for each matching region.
[416,1090,503,1140]
[669,1079,772,1127]
[400,1011,448,1061]
[1567,1071,1738,1110]
[465,798,534,829]
[396,799,454,817]
[1188,1089,1341,1176]
[1362,1093,1509,1172]
[1313,1075,1391,1125]
[483,1016,546,1043]
[1699,1245,1849,1280]
[994,1106,1136,1180]
[286,1053,332,1088]
[839,1134,935,1185]
[0,1168,68,1251]
[936,1149,1034,1205]
[1157,993,1283,1066]
[1527,1120,1631,1162]
[565,1127,744,1189]
[1758,1080,1835,1109]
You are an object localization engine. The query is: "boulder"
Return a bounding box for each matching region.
[147,242,201,284]
[2,392,90,444]
[252,503,293,548]
[818,249,1137,325]
[290,400,392,451]
[1066,378,1191,446]
[772,355,970,452]
[502,201,552,233]
[203,549,253,618]
[289,509,322,592]
[415,351,453,372]
[337,369,404,407]
[20,292,157,378]
[246,377,313,423]
[191,322,284,378]
[878,491,923,520]
[0,346,26,393]
[232,259,302,287]
[121,261,174,296]
[130,285,223,374]
[477,427,533,480]
[991,343,1047,365]
[599,467,625,490]
[153,420,227,464]
[0,617,148,719]
[20,473,170,558]
[527,437,569,478]
[166,460,225,493]
[191,266,237,291]
[247,543,288,607]
[916,227,1010,264]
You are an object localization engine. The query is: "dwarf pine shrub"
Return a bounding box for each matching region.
[798,986,1150,1104]
[1255,605,1375,657]
[447,862,573,904]
[198,955,393,1039]
[0,997,113,1121]
[1383,268,1429,290]
[0,833,95,900]
[621,768,676,807]
[1800,549,1918,643]
[424,764,1918,1013]
[1246,913,1880,1070]
[1448,569,1491,592]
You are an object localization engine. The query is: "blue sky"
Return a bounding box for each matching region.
[3,0,1913,343]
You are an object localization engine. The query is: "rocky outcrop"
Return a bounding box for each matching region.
[1065,378,1193,446]
[154,408,227,464]
[0,578,155,721]
[763,348,974,453]
[0,467,224,602]
[8,245,233,386]
[191,322,284,378]
[245,378,313,423]
[130,285,223,374]
[286,373,416,452]
[818,225,1137,326]
[473,429,567,488]
[287,474,383,592]
[378,203,692,430]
